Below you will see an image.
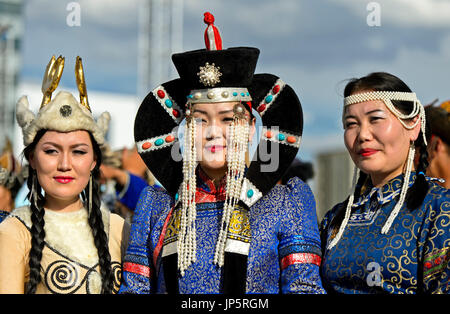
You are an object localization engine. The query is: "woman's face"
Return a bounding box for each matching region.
[29,130,97,207]
[343,98,420,186]
[192,102,255,176]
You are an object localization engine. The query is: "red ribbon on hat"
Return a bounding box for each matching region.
[204,12,222,50]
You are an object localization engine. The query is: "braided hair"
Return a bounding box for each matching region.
[23,130,113,294]
[331,72,430,231]
[23,130,46,293]
[83,132,114,293]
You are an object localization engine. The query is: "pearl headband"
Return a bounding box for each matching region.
[343,91,427,145]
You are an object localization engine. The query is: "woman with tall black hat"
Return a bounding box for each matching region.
[119,12,325,294]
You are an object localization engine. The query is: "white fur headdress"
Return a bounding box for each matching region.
[16,55,111,147]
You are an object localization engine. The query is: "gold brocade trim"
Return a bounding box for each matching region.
[228,204,251,243]
[163,203,251,248]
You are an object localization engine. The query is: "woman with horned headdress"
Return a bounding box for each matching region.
[119,12,325,294]
[0,56,129,294]
[320,72,450,294]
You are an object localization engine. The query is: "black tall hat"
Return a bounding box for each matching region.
[134,12,304,207]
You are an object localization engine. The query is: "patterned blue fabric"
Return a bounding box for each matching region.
[0,210,9,223]
[119,176,325,294]
[320,172,450,294]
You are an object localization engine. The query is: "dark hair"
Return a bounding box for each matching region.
[23,129,113,294]
[281,159,314,184]
[332,72,429,230]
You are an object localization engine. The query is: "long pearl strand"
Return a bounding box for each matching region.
[327,167,360,250]
[381,142,415,234]
[178,115,197,276]
[214,116,249,267]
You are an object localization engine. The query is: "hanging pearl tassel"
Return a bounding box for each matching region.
[381,143,415,234]
[327,167,360,250]
[178,117,197,276]
[214,117,249,267]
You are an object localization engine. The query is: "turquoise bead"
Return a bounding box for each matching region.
[175,193,179,201]
[247,189,254,198]
[155,139,164,146]
[233,92,238,96]
[278,133,286,141]
[265,95,273,103]
[165,99,173,108]
[241,92,245,97]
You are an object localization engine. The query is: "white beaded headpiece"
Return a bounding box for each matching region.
[177,104,250,276]
[343,91,427,145]
[328,91,426,250]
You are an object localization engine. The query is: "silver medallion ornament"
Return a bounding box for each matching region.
[197,62,222,87]
[59,105,72,117]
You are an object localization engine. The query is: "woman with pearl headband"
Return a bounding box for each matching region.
[320,72,450,294]
[119,12,325,294]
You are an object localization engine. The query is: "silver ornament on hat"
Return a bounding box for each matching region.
[197,62,222,87]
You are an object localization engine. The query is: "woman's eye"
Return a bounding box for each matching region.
[194,117,206,124]
[223,117,234,123]
[370,116,383,122]
[73,150,87,155]
[344,121,356,128]
[44,149,57,154]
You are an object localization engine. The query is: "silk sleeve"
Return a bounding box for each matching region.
[118,186,155,294]
[278,177,326,294]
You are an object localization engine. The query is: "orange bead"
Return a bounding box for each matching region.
[165,135,175,143]
[142,142,152,150]
[287,136,296,143]
[265,131,273,138]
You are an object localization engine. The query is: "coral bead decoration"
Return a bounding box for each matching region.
[287,136,296,143]
[142,142,152,150]
[165,135,175,143]
[157,90,165,98]
[272,85,280,94]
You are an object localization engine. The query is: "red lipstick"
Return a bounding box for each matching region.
[358,148,378,157]
[54,176,74,184]
[206,145,224,153]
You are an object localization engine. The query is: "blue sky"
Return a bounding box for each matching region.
[19,0,450,161]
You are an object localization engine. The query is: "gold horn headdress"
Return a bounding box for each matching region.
[16,55,111,147]
[41,55,65,108]
[75,56,91,112]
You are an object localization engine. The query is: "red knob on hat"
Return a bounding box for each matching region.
[203,12,222,51]
[204,12,215,24]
